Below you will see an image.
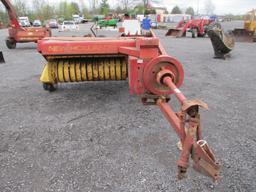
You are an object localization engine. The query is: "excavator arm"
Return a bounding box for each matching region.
[1,0,20,28]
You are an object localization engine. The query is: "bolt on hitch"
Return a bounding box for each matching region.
[192,140,220,181]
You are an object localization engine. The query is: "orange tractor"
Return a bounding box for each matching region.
[37,30,220,181]
[1,0,51,49]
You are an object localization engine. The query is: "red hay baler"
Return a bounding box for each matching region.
[37,31,220,181]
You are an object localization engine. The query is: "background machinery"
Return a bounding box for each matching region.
[166,18,214,38]
[233,9,256,42]
[1,0,51,49]
[98,17,117,29]
[208,25,235,59]
[37,31,220,181]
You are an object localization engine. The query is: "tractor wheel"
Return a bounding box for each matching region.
[182,31,186,37]
[6,38,16,49]
[197,33,206,37]
[196,27,206,37]
[192,29,197,38]
[43,83,56,92]
[253,33,256,42]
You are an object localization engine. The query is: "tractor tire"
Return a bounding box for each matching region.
[43,83,56,92]
[6,38,16,49]
[191,29,197,38]
[182,31,186,37]
[197,33,206,38]
[196,27,206,37]
[192,32,196,38]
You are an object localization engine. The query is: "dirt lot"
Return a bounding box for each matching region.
[0,22,256,192]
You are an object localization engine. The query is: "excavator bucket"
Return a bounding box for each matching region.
[165,28,184,37]
[232,28,256,42]
[208,28,235,59]
[0,51,5,63]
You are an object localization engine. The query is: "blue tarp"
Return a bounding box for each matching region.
[142,17,151,30]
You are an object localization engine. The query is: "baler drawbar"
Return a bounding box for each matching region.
[38,32,220,181]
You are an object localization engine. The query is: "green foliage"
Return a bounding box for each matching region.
[58,1,71,20]
[31,0,56,21]
[185,7,194,16]
[70,2,80,15]
[100,0,110,16]
[57,1,80,20]
[0,10,8,26]
[171,6,182,14]
[145,9,156,15]
[41,4,55,20]
[14,0,29,16]
[82,7,90,18]
[133,4,145,14]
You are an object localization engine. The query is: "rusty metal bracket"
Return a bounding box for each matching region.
[182,99,208,113]
[141,94,170,105]
[192,140,221,181]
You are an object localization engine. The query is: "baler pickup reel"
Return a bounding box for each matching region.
[37,31,220,181]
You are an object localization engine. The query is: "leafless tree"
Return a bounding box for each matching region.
[89,0,99,12]
[204,0,215,15]
[14,0,28,16]
[32,0,45,14]
[142,0,149,9]
[120,0,132,11]
[118,0,140,11]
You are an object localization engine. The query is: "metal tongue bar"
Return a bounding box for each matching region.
[156,68,220,181]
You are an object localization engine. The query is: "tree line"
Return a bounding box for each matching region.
[0,0,243,26]
[0,0,196,25]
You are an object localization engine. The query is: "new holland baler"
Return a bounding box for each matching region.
[37,32,220,181]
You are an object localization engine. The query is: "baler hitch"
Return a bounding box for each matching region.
[156,69,220,181]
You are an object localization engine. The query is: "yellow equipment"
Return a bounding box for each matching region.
[233,9,256,42]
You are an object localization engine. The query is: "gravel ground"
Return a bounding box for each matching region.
[0,22,256,192]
